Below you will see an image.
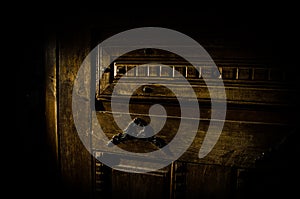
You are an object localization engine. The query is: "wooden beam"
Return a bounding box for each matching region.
[58,26,93,196]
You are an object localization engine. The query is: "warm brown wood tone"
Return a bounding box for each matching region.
[40,10,298,199]
[57,26,93,197]
[45,30,58,169]
[44,30,61,194]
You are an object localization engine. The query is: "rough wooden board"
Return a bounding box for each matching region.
[93,111,293,169]
[45,31,59,169]
[99,82,294,106]
[58,27,93,195]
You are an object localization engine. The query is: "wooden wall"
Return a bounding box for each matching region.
[42,10,299,199]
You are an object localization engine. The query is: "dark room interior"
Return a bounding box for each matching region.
[18,6,299,199]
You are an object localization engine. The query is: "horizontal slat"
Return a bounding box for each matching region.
[97,82,295,106]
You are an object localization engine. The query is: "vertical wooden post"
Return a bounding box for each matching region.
[58,26,93,197]
[45,30,59,170]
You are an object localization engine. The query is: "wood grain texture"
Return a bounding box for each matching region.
[93,110,293,169]
[58,26,93,196]
[45,30,59,169]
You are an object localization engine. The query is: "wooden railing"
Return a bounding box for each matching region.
[112,62,285,82]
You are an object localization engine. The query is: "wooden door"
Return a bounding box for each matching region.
[44,13,297,199]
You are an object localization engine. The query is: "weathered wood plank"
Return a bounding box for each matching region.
[111,168,170,199]
[93,111,293,168]
[99,82,295,106]
[98,100,293,125]
[45,30,59,171]
[58,26,93,196]
[182,162,236,199]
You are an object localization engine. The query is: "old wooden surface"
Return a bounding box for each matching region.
[93,62,295,168]
[58,26,93,196]
[45,30,58,171]
[43,12,299,198]
[99,80,295,106]
[93,110,292,168]
[91,46,296,198]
